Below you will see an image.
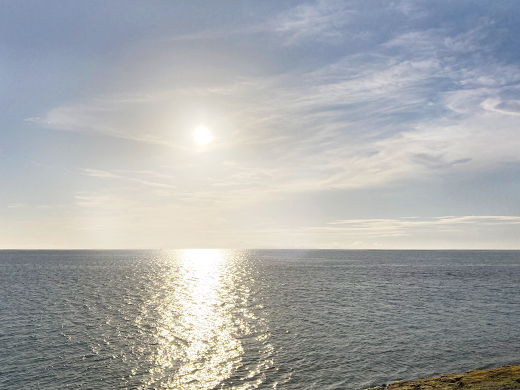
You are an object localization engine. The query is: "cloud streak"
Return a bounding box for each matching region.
[272,0,357,44]
[232,216,520,249]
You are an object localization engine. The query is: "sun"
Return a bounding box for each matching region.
[193,126,212,145]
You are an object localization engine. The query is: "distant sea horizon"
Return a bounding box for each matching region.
[2,248,520,251]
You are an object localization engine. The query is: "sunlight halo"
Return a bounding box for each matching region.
[193,126,212,145]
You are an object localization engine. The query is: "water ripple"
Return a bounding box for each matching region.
[1,250,520,389]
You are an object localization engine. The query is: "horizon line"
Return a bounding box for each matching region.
[1,248,519,251]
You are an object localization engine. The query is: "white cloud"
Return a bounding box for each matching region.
[481,97,520,116]
[330,215,520,228]
[38,99,175,147]
[272,0,356,44]
[8,203,25,208]
[34,45,520,208]
[241,215,520,249]
[28,0,520,210]
[83,168,176,189]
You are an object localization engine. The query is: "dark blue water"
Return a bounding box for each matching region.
[1,250,519,389]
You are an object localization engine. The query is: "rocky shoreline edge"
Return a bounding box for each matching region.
[368,365,520,390]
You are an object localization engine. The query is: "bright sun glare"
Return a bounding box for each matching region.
[193,126,212,145]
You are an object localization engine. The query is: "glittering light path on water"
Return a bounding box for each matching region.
[137,249,274,389]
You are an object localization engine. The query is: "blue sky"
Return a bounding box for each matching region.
[1,0,519,249]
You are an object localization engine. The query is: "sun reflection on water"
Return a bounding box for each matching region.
[140,249,272,389]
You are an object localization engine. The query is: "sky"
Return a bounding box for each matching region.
[1,0,520,249]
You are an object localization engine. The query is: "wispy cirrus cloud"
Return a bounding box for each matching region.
[271,0,357,44]
[24,0,520,243]
[83,168,176,189]
[329,215,520,229]
[33,20,520,202]
[232,216,520,249]
[35,96,177,147]
[148,215,520,249]
[481,98,520,116]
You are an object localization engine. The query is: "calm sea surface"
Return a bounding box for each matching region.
[1,250,519,389]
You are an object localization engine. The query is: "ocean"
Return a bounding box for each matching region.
[1,250,519,389]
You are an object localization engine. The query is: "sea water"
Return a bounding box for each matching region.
[1,250,519,389]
